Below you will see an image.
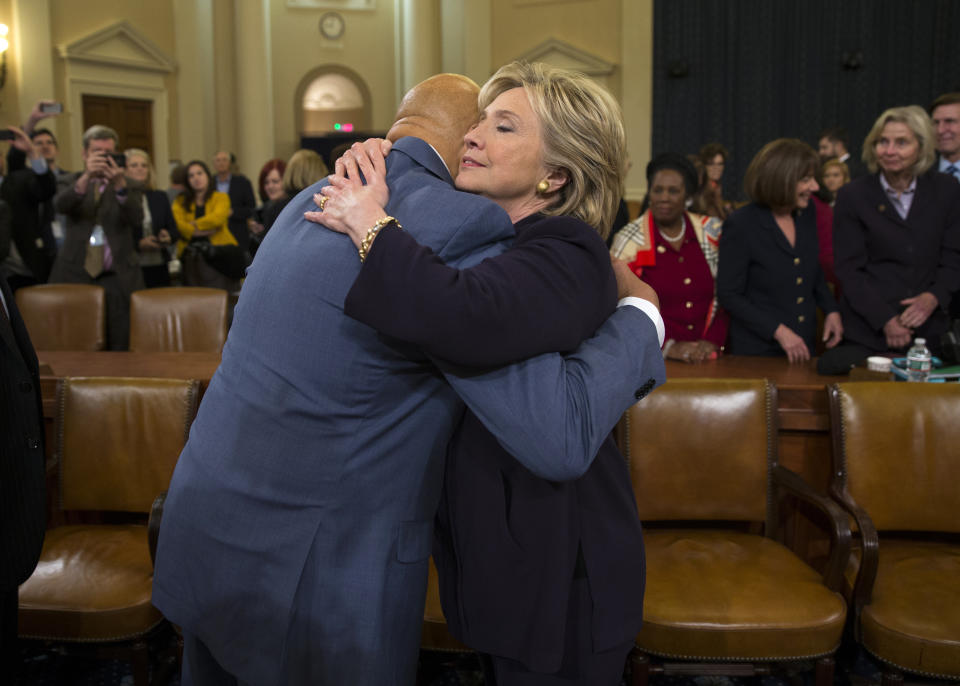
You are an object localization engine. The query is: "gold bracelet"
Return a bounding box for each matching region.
[358,216,401,262]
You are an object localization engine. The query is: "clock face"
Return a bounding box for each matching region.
[320,11,345,40]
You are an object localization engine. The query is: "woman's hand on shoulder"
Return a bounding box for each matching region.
[774,324,810,363]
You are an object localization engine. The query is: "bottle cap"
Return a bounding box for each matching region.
[915,338,926,345]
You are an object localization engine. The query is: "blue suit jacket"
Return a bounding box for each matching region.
[152,137,660,685]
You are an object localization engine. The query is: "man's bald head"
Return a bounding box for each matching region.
[387,73,480,177]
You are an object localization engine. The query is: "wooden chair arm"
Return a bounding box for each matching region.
[772,464,852,592]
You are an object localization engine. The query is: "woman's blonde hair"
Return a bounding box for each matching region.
[822,158,850,184]
[861,105,936,176]
[124,148,155,189]
[478,61,626,238]
[743,138,819,209]
[283,149,329,195]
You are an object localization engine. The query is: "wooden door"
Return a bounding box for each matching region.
[81,95,153,158]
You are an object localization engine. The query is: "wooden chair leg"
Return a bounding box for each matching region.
[131,639,150,686]
[881,670,904,686]
[630,648,650,686]
[814,656,835,686]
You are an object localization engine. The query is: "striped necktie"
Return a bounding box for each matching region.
[946,164,960,182]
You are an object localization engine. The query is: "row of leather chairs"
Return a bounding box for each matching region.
[19,378,959,685]
[424,379,960,686]
[14,284,228,353]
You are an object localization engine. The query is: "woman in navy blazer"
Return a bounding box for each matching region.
[125,149,180,288]
[830,106,960,360]
[717,139,842,361]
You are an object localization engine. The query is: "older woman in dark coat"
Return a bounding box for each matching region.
[826,105,960,367]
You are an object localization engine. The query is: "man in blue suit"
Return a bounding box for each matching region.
[153,74,664,686]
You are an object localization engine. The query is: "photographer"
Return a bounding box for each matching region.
[0,127,57,291]
[49,125,143,350]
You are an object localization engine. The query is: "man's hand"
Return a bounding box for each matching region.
[883,315,913,349]
[139,235,161,251]
[774,324,810,363]
[26,99,60,135]
[899,292,937,329]
[8,126,37,160]
[610,256,659,309]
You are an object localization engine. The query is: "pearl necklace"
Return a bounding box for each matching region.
[658,224,685,242]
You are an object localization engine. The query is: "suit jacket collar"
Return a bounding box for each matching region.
[863,172,926,227]
[756,204,801,255]
[391,137,454,186]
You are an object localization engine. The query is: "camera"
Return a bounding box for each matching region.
[110,153,127,168]
[0,130,15,141]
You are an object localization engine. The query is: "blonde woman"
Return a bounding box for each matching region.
[125,148,179,287]
[827,105,960,365]
[250,150,329,257]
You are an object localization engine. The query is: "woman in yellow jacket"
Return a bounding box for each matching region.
[173,159,241,289]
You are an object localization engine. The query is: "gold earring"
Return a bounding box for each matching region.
[536,179,550,194]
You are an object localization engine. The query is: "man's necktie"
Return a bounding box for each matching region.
[946,164,960,182]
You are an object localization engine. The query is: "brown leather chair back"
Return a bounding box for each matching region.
[15,284,106,351]
[129,287,228,353]
[620,378,776,524]
[56,377,200,512]
[830,381,960,533]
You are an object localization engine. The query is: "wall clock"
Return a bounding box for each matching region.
[319,11,345,40]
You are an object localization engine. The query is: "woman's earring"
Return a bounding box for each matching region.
[536,179,550,194]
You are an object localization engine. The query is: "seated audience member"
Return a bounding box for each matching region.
[247,158,286,256]
[167,162,187,205]
[690,142,733,220]
[50,125,142,350]
[817,126,865,178]
[173,160,241,291]
[930,92,960,182]
[212,150,256,254]
[809,159,851,292]
[717,138,842,362]
[126,149,179,288]
[821,106,960,372]
[611,153,727,362]
[0,127,57,291]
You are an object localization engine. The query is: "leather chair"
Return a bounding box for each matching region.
[619,378,850,686]
[18,376,200,686]
[14,283,106,351]
[129,287,228,353]
[828,381,960,684]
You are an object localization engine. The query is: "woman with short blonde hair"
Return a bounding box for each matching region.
[861,105,937,176]
[822,105,960,370]
[125,148,179,287]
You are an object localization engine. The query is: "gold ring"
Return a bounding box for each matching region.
[318,195,328,210]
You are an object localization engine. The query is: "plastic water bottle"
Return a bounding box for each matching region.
[905,338,932,382]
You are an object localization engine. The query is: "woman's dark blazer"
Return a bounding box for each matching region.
[344,213,649,672]
[717,202,838,355]
[833,171,960,352]
[131,189,181,246]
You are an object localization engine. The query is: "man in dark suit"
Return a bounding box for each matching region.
[818,126,867,179]
[1,127,58,291]
[153,74,663,686]
[49,125,143,350]
[0,275,46,674]
[931,92,960,182]
[213,150,256,254]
